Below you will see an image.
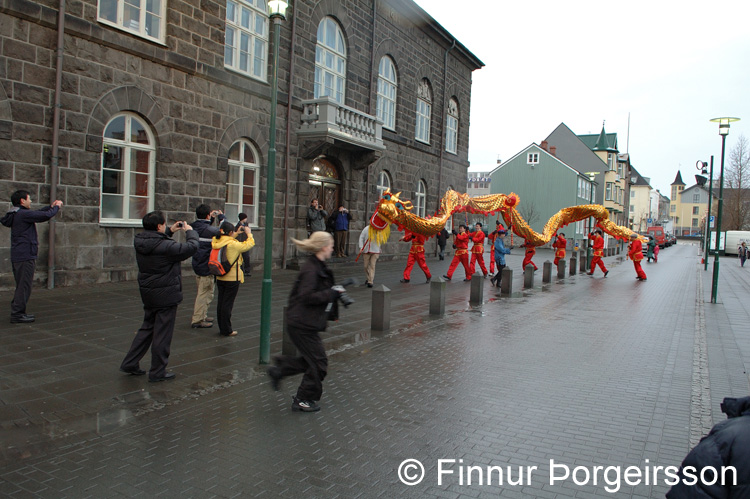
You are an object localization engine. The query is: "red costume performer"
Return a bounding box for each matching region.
[521,242,538,271]
[552,234,567,266]
[469,227,488,276]
[587,231,608,276]
[628,235,647,281]
[444,229,471,281]
[400,231,431,283]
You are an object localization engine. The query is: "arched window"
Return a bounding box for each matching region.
[445,97,459,154]
[100,113,155,224]
[315,17,346,104]
[377,56,397,131]
[225,139,260,225]
[415,79,432,144]
[415,179,426,218]
[224,0,269,80]
[377,171,391,199]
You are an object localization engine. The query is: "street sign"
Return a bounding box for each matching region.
[710,216,715,228]
[647,218,653,224]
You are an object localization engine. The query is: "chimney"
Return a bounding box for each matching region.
[550,146,557,157]
[541,140,549,152]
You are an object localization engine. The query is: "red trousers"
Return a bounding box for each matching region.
[489,251,496,273]
[522,255,538,271]
[470,252,487,275]
[590,256,607,274]
[633,261,647,279]
[403,252,431,280]
[447,252,471,279]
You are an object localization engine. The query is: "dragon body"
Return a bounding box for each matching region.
[369,189,640,246]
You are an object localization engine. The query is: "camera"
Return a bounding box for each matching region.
[336,277,358,307]
[176,222,184,228]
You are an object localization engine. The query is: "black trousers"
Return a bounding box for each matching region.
[216,280,240,336]
[11,260,35,318]
[276,325,328,401]
[121,305,177,379]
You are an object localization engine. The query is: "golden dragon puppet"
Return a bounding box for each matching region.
[367,189,642,246]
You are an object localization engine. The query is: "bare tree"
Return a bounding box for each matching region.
[723,134,750,230]
[517,201,540,228]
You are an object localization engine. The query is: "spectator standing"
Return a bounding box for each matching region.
[212,222,255,337]
[330,205,352,257]
[190,204,225,329]
[120,212,198,382]
[436,227,449,261]
[307,199,328,234]
[739,242,748,267]
[358,225,381,288]
[1,190,62,324]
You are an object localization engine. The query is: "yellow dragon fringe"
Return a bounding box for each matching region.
[368,189,642,246]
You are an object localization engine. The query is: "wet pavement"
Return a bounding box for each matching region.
[1,242,749,497]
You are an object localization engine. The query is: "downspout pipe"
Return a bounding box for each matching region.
[281,1,298,269]
[48,0,65,289]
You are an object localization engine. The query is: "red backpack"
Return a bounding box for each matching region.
[207,246,239,276]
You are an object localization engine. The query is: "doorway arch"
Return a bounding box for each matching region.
[308,157,341,213]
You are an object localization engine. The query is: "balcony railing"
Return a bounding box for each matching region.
[299,97,385,152]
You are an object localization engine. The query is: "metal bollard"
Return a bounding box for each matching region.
[430,278,446,316]
[569,255,577,276]
[557,259,566,279]
[542,261,552,283]
[500,267,513,295]
[282,306,296,356]
[580,250,587,272]
[524,264,535,288]
[470,274,484,305]
[371,284,391,331]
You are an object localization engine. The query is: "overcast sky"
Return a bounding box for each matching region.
[413,0,750,196]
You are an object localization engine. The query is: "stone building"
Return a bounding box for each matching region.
[0,0,483,286]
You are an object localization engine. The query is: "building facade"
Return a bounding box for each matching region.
[0,0,483,286]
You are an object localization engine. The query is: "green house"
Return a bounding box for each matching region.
[489,143,595,248]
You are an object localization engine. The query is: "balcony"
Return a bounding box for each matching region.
[298,97,385,166]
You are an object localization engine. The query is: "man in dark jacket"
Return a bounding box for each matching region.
[120,211,199,382]
[666,396,750,498]
[329,205,352,257]
[1,190,63,324]
[189,204,225,328]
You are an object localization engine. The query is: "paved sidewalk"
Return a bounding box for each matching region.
[1,242,749,497]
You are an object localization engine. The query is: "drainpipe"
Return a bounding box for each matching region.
[48,0,66,289]
[281,1,298,269]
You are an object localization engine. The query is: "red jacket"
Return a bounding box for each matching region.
[628,239,644,261]
[470,230,485,254]
[553,235,567,258]
[454,232,470,252]
[589,233,604,257]
[404,231,426,253]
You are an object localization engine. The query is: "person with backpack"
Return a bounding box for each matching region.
[190,204,225,329]
[211,222,255,337]
[1,190,63,324]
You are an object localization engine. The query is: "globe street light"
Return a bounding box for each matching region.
[259,0,287,364]
[709,117,740,304]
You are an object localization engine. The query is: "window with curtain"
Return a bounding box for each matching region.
[314,17,346,104]
[415,79,431,143]
[225,139,260,225]
[98,0,166,42]
[445,98,458,154]
[100,113,155,224]
[377,56,397,131]
[224,0,269,80]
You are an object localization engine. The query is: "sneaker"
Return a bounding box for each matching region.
[604,271,609,277]
[291,397,320,412]
[267,366,282,391]
[425,277,431,284]
[463,278,472,282]
[400,278,410,283]
[191,321,213,328]
[586,272,594,276]
[366,283,373,288]
[442,275,451,281]
[204,317,215,322]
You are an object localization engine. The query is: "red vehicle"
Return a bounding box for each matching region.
[646,226,666,248]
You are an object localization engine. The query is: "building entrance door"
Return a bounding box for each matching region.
[308,157,341,213]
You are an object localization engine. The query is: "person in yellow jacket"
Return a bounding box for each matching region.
[212,221,255,336]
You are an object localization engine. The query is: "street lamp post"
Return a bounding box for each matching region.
[259,0,287,364]
[709,117,740,304]
[696,157,714,271]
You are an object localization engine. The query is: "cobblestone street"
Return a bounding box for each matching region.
[1,242,749,497]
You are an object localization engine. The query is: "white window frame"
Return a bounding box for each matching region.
[527,153,539,165]
[445,98,458,154]
[225,139,260,227]
[97,0,167,44]
[315,17,346,104]
[415,79,431,144]
[377,56,397,131]
[605,182,612,201]
[224,0,269,81]
[377,171,391,199]
[100,112,156,225]
[415,180,426,218]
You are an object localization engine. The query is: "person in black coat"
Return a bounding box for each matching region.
[267,231,344,412]
[1,190,63,323]
[666,396,750,498]
[120,211,199,382]
[436,227,449,261]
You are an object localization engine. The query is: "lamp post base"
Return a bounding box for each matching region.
[711,259,720,303]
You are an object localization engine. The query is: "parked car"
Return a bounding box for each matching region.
[665,233,677,246]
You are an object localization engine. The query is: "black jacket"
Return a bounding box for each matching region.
[666,396,750,498]
[1,205,60,263]
[134,229,199,309]
[191,216,224,276]
[286,255,337,332]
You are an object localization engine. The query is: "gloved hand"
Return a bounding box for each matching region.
[331,285,345,295]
